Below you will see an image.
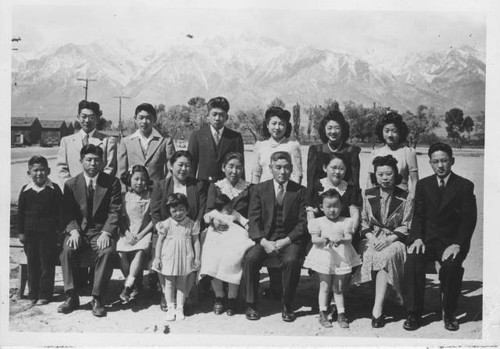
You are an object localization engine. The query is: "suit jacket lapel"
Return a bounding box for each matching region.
[216,128,229,160]
[131,137,146,161]
[202,126,217,153]
[427,176,441,207]
[368,195,383,226]
[263,181,275,229]
[439,173,459,211]
[71,133,83,155]
[283,182,294,221]
[145,137,163,164]
[386,195,404,221]
[93,174,107,217]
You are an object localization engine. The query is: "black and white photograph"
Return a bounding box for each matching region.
[2,0,499,346]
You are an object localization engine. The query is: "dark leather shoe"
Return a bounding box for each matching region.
[371,314,385,328]
[245,305,260,321]
[282,305,296,322]
[319,310,332,328]
[91,298,106,317]
[444,315,459,331]
[160,294,168,312]
[226,299,236,316]
[57,296,79,314]
[403,313,421,331]
[213,298,224,315]
[337,312,349,328]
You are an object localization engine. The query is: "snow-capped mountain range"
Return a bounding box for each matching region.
[11,36,485,122]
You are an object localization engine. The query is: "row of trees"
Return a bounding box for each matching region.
[118,96,484,148]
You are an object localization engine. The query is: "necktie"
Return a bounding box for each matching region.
[276,184,285,205]
[214,130,220,146]
[83,133,89,146]
[87,179,94,219]
[439,178,446,197]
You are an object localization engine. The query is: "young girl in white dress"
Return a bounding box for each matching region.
[304,189,361,329]
[117,165,154,303]
[152,193,201,321]
[200,194,254,316]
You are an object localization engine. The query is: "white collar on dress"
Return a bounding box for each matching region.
[319,178,347,196]
[215,178,250,199]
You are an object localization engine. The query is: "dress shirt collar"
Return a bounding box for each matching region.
[23,178,55,193]
[210,125,225,138]
[83,172,99,188]
[130,128,162,141]
[273,180,288,194]
[437,172,452,187]
[80,128,96,140]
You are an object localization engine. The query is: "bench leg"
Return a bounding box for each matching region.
[18,264,28,298]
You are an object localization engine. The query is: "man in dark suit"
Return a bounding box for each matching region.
[57,144,122,317]
[242,151,307,322]
[187,97,245,181]
[403,142,477,331]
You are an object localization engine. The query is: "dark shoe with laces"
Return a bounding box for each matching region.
[282,304,296,322]
[444,314,459,331]
[371,313,385,328]
[213,297,224,315]
[403,313,421,331]
[57,295,79,314]
[91,297,106,317]
[337,312,349,328]
[319,310,333,328]
[245,304,260,321]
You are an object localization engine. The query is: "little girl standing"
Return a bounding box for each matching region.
[304,189,361,329]
[200,194,254,316]
[116,165,154,303]
[152,193,201,321]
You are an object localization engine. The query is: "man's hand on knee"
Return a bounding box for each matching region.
[260,238,277,254]
[97,232,111,250]
[408,239,425,254]
[66,230,81,249]
[441,244,460,261]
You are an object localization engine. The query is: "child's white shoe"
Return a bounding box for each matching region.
[176,306,185,320]
[165,304,176,321]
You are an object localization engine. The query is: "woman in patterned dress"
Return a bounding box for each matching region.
[358,155,413,328]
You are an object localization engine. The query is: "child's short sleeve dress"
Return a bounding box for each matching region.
[116,191,152,252]
[303,216,361,275]
[153,217,199,276]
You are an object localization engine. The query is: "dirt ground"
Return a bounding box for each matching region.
[6,146,484,342]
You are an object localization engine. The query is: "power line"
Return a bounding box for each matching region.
[113,96,130,140]
[77,77,97,100]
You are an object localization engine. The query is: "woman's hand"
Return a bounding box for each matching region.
[374,239,390,251]
[313,237,329,248]
[125,231,137,245]
[192,258,201,270]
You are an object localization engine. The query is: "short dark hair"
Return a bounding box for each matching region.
[323,152,348,168]
[78,100,102,117]
[270,151,292,165]
[135,103,157,121]
[428,142,453,159]
[370,155,402,186]
[169,150,193,166]
[27,155,48,169]
[213,194,231,211]
[166,193,189,211]
[207,97,230,113]
[317,110,350,144]
[120,164,153,188]
[262,107,292,139]
[80,144,104,160]
[375,112,409,144]
[320,188,341,202]
[222,152,244,167]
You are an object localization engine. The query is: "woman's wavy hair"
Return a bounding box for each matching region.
[261,106,292,139]
[369,155,403,186]
[375,112,409,144]
[317,110,350,144]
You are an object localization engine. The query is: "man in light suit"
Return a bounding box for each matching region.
[57,144,122,317]
[403,142,477,331]
[118,103,175,183]
[56,100,117,187]
[242,151,308,322]
[187,97,245,181]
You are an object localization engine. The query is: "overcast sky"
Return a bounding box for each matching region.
[12,2,486,62]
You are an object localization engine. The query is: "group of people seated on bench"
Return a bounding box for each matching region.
[17,97,477,332]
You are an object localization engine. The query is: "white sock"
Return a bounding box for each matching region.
[319,306,327,312]
[337,306,345,314]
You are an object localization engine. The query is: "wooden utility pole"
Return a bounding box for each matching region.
[114,96,130,140]
[77,77,97,100]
